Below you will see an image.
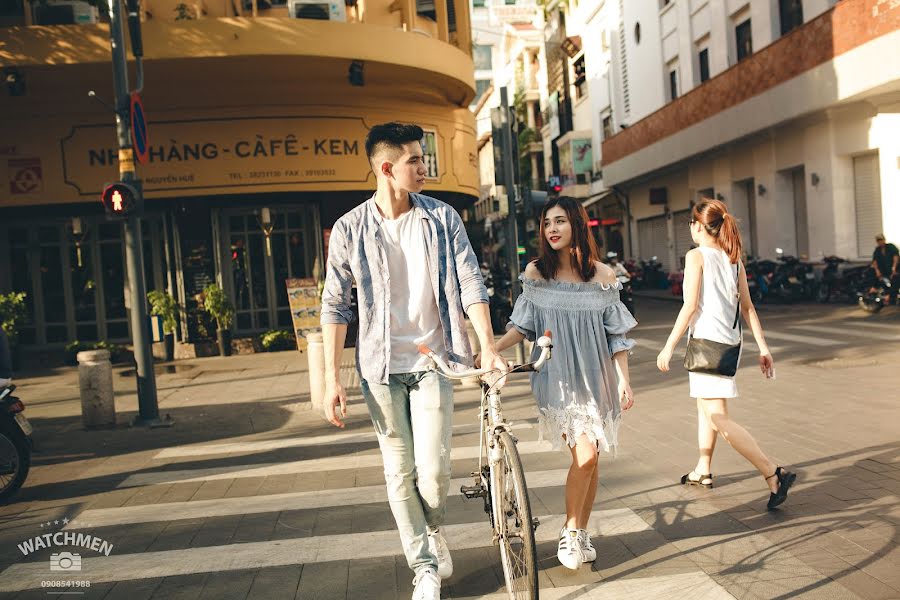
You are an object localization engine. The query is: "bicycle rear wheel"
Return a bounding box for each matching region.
[491,431,538,600]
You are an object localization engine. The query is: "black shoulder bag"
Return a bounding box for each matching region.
[683,262,742,377]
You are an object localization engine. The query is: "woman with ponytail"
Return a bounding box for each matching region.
[491,196,637,569]
[656,198,796,510]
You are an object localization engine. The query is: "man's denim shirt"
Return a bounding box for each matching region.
[320,193,489,385]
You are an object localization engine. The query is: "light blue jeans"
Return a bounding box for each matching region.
[361,370,454,575]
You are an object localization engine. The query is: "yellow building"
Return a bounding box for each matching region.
[0,0,477,349]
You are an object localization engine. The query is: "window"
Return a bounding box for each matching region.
[735,18,752,61]
[473,44,492,71]
[698,48,710,82]
[779,0,803,35]
[473,0,485,6]
[601,115,613,140]
[470,79,491,108]
[573,55,588,100]
[668,67,678,101]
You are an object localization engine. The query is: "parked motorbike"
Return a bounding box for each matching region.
[668,270,684,297]
[641,256,668,290]
[761,250,816,303]
[605,252,635,317]
[0,385,32,502]
[483,266,513,334]
[624,258,643,290]
[857,275,899,313]
[617,271,635,318]
[817,257,871,304]
[744,256,775,304]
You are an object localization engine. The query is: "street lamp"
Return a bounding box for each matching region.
[259,207,274,256]
[71,217,86,268]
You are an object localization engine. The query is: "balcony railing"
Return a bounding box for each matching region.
[5,0,471,55]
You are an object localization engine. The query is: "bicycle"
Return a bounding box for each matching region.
[418,331,553,600]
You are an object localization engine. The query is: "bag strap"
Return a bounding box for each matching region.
[732,262,742,330]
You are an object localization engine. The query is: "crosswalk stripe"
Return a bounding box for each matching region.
[848,321,900,332]
[790,323,900,341]
[758,330,843,346]
[118,440,556,489]
[0,509,649,593]
[450,572,735,599]
[70,469,572,529]
[153,421,495,459]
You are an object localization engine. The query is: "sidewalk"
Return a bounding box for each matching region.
[0,321,898,599]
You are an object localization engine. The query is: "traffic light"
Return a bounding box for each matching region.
[547,176,562,196]
[100,182,142,218]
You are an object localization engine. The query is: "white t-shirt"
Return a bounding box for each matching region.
[379,208,445,373]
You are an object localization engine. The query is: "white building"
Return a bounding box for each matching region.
[471,0,546,224]
[598,0,900,270]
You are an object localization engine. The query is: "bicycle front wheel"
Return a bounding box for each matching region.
[491,431,538,600]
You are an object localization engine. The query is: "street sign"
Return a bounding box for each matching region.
[100,181,142,218]
[130,92,148,165]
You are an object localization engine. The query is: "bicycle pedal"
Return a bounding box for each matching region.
[460,484,486,499]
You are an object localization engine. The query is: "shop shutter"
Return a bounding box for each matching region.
[854,153,882,259]
[673,210,693,269]
[637,215,669,269]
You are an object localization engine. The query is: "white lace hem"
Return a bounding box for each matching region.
[537,404,622,455]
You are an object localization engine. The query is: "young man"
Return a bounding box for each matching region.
[320,122,506,600]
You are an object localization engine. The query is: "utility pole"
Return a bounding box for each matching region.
[105,0,161,425]
[499,87,525,364]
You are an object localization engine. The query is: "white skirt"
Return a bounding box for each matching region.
[689,371,738,398]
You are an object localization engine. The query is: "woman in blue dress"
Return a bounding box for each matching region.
[493,196,637,570]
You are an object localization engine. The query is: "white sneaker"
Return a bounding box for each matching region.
[412,567,441,600]
[578,529,596,563]
[557,528,582,570]
[427,527,454,578]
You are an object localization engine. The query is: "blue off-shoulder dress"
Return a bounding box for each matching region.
[507,274,637,453]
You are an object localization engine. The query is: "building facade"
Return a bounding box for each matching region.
[601,0,900,271]
[0,0,478,349]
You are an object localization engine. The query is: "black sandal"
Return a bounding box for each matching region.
[765,466,796,510]
[680,471,714,488]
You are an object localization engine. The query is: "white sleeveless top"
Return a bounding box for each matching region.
[688,246,742,346]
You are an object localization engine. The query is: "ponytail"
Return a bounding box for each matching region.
[692,198,744,264]
[718,213,743,264]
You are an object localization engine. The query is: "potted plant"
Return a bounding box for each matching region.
[260,329,294,352]
[203,284,234,357]
[0,292,27,370]
[148,290,179,361]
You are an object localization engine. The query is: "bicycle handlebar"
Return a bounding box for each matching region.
[417,331,553,380]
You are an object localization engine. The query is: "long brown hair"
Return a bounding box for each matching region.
[534,196,600,281]
[692,198,743,263]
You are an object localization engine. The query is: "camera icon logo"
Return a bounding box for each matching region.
[50,552,82,571]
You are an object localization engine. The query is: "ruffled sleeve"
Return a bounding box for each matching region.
[506,293,537,341]
[603,302,637,355]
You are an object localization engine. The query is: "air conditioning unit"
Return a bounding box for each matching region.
[286,0,346,21]
[32,0,99,25]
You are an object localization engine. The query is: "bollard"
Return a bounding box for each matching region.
[306,332,326,418]
[77,349,116,429]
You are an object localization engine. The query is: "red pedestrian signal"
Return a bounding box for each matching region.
[100,182,142,218]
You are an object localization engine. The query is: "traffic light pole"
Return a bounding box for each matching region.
[106,0,160,425]
[499,87,524,364]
